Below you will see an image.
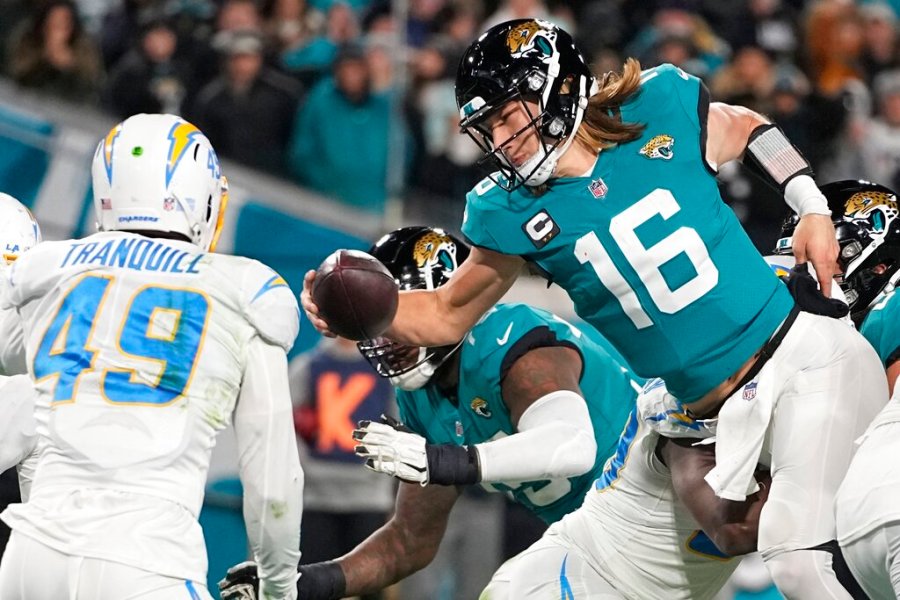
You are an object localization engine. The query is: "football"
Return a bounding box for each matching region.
[312,249,399,341]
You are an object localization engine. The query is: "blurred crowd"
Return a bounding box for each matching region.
[2,0,900,248]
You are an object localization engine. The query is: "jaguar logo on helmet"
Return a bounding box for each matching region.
[844,191,900,228]
[505,19,557,60]
[413,231,459,288]
[639,135,675,160]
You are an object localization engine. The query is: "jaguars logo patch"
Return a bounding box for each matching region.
[506,19,557,60]
[471,398,492,418]
[639,135,675,160]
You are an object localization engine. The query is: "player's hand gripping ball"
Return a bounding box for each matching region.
[311,249,399,340]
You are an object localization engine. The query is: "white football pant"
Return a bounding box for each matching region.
[0,531,214,600]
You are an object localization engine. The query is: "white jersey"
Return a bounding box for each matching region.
[836,386,900,546]
[0,374,38,498]
[0,231,303,593]
[0,305,26,375]
[544,409,739,600]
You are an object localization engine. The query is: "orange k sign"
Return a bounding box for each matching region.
[316,372,376,453]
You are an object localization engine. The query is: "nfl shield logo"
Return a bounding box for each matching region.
[588,178,608,199]
[100,198,112,210]
[163,197,176,211]
[455,421,464,436]
[742,381,758,401]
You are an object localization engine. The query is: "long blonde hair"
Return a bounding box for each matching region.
[574,58,646,152]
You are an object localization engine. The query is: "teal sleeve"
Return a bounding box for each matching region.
[861,297,900,367]
[461,179,509,252]
[463,304,582,401]
[640,64,704,132]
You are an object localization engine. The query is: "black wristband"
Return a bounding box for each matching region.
[297,561,346,600]
[425,443,481,485]
[743,123,814,193]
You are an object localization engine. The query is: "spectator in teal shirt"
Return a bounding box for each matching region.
[287,43,407,213]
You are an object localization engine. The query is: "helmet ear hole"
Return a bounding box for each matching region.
[206,195,213,223]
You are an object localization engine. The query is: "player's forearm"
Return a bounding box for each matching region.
[709,471,770,557]
[239,424,304,599]
[386,288,466,346]
[386,247,521,346]
[235,339,305,599]
[339,521,436,595]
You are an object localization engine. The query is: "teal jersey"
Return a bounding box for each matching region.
[461,64,794,402]
[861,289,900,367]
[397,303,639,524]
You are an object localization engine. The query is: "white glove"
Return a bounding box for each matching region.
[353,417,429,484]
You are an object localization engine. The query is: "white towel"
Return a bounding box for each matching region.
[704,364,777,501]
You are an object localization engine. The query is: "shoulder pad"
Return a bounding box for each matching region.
[637,63,701,114]
[1,240,69,308]
[465,304,559,374]
[242,260,300,353]
[641,63,695,88]
[763,255,795,280]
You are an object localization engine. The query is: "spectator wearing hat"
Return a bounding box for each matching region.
[286,43,409,213]
[861,2,900,84]
[103,16,193,117]
[858,69,900,190]
[190,29,301,174]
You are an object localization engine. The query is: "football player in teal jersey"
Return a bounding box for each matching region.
[302,20,889,599]
[776,179,900,391]
[221,226,640,600]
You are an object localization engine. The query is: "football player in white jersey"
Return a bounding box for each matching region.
[0,114,304,600]
[0,193,42,500]
[0,192,41,376]
[497,381,767,600]
[823,181,900,599]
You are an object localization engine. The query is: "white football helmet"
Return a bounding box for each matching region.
[0,193,41,267]
[91,113,228,252]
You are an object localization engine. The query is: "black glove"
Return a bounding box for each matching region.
[785,263,850,319]
[218,561,260,600]
[218,561,347,600]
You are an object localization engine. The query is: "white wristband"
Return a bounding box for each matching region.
[784,175,831,217]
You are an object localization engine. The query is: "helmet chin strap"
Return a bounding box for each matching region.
[387,339,466,391]
[521,75,594,188]
[389,349,437,391]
